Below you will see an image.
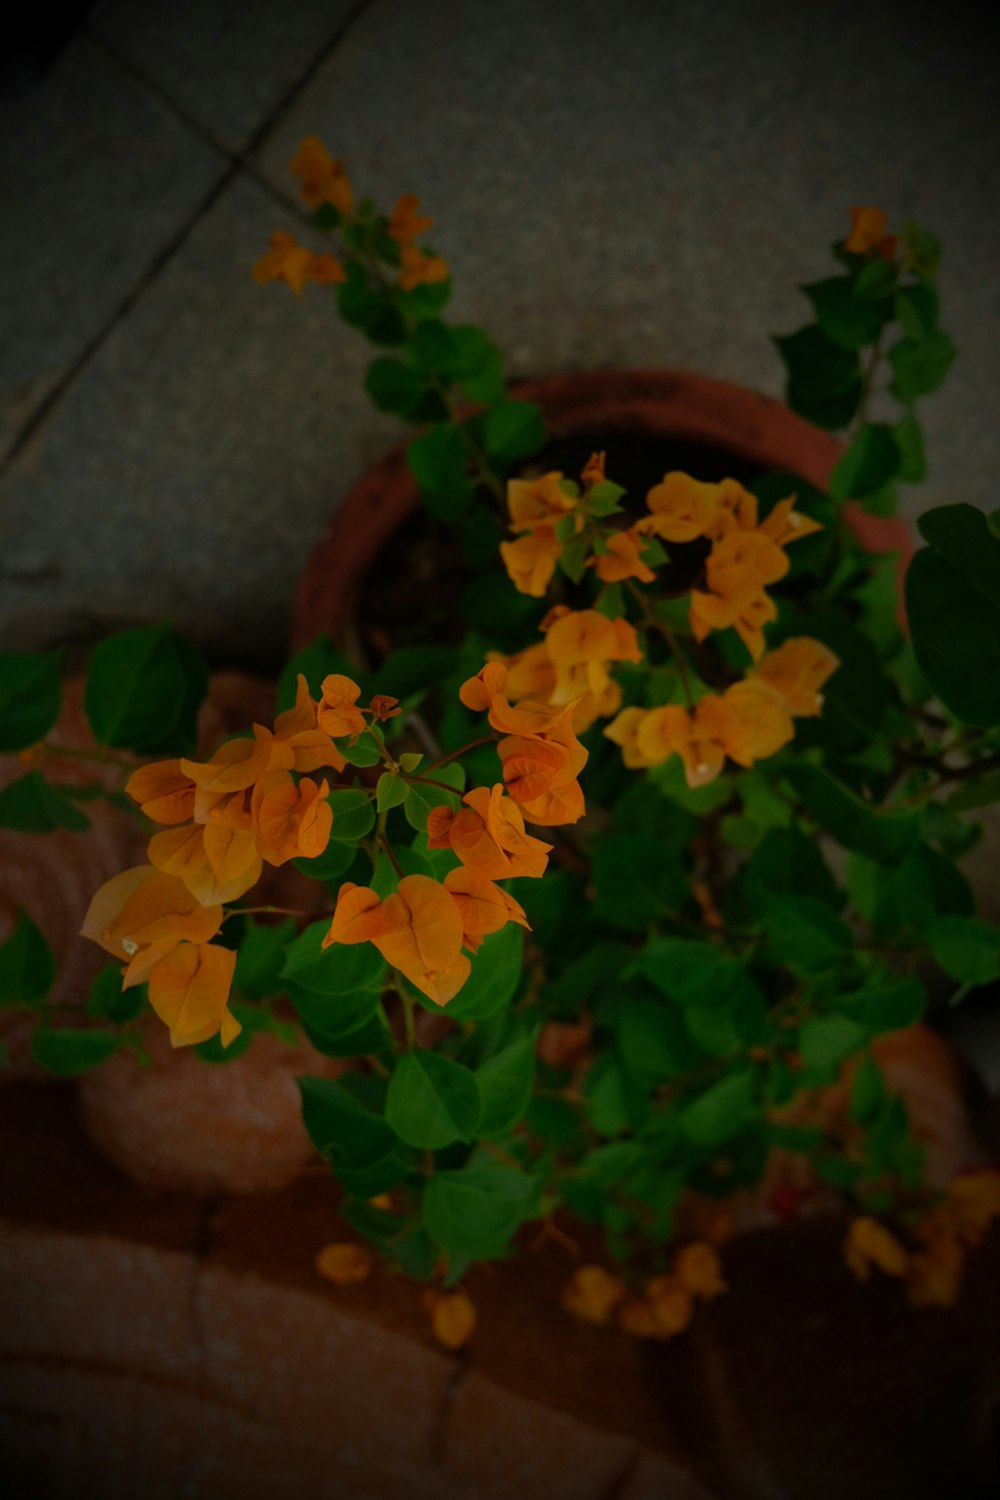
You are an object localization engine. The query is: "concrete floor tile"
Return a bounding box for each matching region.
[0,36,226,463]
[0,172,396,664]
[89,0,364,152]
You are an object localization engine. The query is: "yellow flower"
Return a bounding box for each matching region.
[750,637,840,717]
[844,1216,909,1282]
[645,1275,694,1338]
[674,1242,727,1302]
[844,205,897,260]
[252,232,346,295]
[315,1242,374,1285]
[428,1289,477,1350]
[388,193,433,245]
[399,244,449,292]
[561,1265,628,1325]
[642,473,720,542]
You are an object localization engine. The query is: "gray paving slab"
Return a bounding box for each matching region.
[0,36,226,464]
[258,0,1000,522]
[89,0,364,152]
[0,173,395,665]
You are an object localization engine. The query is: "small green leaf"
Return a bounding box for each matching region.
[895,285,939,340]
[480,400,545,469]
[828,424,900,503]
[423,1160,536,1257]
[799,1015,866,1072]
[297,1076,400,1171]
[31,1028,122,1075]
[86,963,145,1024]
[0,909,55,1007]
[0,650,62,751]
[84,626,208,755]
[907,505,1000,726]
[404,761,465,832]
[340,738,383,768]
[407,424,474,521]
[365,357,430,419]
[281,921,385,998]
[893,411,926,483]
[840,977,926,1033]
[680,1071,757,1146]
[328,788,376,842]
[0,772,92,832]
[475,1032,537,1138]
[446,924,524,1020]
[889,330,956,402]
[803,276,889,350]
[233,919,295,1000]
[762,895,853,975]
[386,1049,481,1149]
[376,772,409,813]
[928,916,1000,986]
[784,764,919,866]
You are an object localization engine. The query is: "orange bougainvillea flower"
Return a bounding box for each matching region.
[561,1265,628,1326]
[581,450,606,488]
[125,759,196,825]
[427,1288,477,1350]
[81,865,223,987]
[252,233,346,294]
[442,867,530,952]
[592,525,656,585]
[499,527,564,597]
[939,1168,1000,1246]
[674,1242,727,1302]
[500,472,582,597]
[148,822,262,908]
[543,608,643,706]
[507,472,578,531]
[388,193,433,245]
[756,496,823,548]
[645,1276,694,1338]
[399,244,449,292]
[316,674,367,739]
[252,772,332,865]
[844,1217,910,1283]
[843,205,896,258]
[427,784,551,881]
[750,637,840,717]
[689,582,778,662]
[146,940,240,1049]
[717,680,795,767]
[495,641,557,706]
[274,673,347,774]
[290,137,353,214]
[324,876,470,1005]
[618,1298,659,1338]
[315,1242,374,1285]
[642,472,721,542]
[182,725,291,797]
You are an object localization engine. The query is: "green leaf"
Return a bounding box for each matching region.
[406,424,474,521]
[803,276,890,350]
[0,650,62,751]
[84,626,208,755]
[365,357,429,419]
[277,637,362,710]
[297,1076,400,1172]
[0,909,55,1007]
[948,775,1000,814]
[798,1015,866,1073]
[744,824,841,912]
[446,924,524,1020]
[292,837,357,884]
[377,645,457,701]
[928,916,1000,986]
[340,738,382,768]
[475,1032,537,1138]
[907,505,1000,726]
[849,1051,888,1124]
[762,895,853,975]
[900,222,941,281]
[839,977,926,1033]
[404,761,464,833]
[585,1052,649,1135]
[480,400,545,469]
[376,772,409,813]
[411,322,505,403]
[86,963,144,1024]
[828,424,900,503]
[775,326,861,430]
[386,1049,481,1149]
[895,285,939,340]
[233,919,294,1000]
[889,330,956,402]
[893,411,926,484]
[281,920,385,998]
[784,764,919,865]
[423,1160,536,1257]
[680,1071,757,1147]
[617,998,691,1084]
[592,836,689,932]
[0,772,92,832]
[31,1027,123,1075]
[337,262,406,345]
[328,787,376,842]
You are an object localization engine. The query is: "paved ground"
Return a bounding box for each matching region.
[1,0,997,667]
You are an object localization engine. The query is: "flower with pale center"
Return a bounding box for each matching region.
[543,608,642,707]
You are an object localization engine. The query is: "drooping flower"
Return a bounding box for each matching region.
[592,525,656,584]
[125,759,196,825]
[561,1265,628,1325]
[146,940,240,1049]
[844,1216,909,1282]
[251,772,332,865]
[274,673,347,773]
[674,1242,727,1302]
[81,865,223,987]
[427,1288,477,1350]
[315,1242,374,1285]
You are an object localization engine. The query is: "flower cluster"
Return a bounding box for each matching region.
[82,674,356,1048]
[386,191,449,291]
[844,1168,1000,1307]
[562,1239,727,1340]
[606,636,839,789]
[496,606,643,732]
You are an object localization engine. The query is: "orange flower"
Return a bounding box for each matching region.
[592,526,656,584]
[499,473,581,598]
[605,681,793,788]
[315,1242,374,1285]
[252,772,332,865]
[290,137,353,214]
[182,725,290,796]
[399,244,449,292]
[495,641,557,705]
[618,1298,659,1338]
[642,472,721,542]
[580,451,606,488]
[125,759,196,825]
[427,1289,477,1350]
[507,472,578,531]
[252,232,346,294]
[542,608,642,706]
[938,1169,1000,1247]
[674,1242,727,1302]
[689,582,778,662]
[146,940,240,1048]
[750,637,840,717]
[81,865,223,986]
[442,867,530,952]
[148,822,261,907]
[427,784,551,881]
[499,529,564,597]
[844,205,896,258]
[645,1276,694,1338]
[316,674,367,739]
[756,496,823,548]
[718,680,795,767]
[273,674,346,774]
[906,1227,964,1308]
[324,875,470,1005]
[561,1265,628,1325]
[388,193,433,244]
[844,1216,909,1282]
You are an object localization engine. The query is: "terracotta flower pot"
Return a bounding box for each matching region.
[293,368,914,650]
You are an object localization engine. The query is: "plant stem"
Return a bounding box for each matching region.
[425,736,495,772]
[624,579,696,709]
[41,742,137,769]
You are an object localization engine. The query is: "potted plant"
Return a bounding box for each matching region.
[2,145,999,1376]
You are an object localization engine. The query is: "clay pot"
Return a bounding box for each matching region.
[293,368,914,649]
[78,1020,345,1196]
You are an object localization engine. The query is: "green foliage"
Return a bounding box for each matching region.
[386,1049,481,1148]
[84,626,208,754]
[407,424,474,520]
[423,1158,536,1258]
[0,910,55,1007]
[31,1027,123,1074]
[928,916,1000,987]
[0,772,91,832]
[86,964,145,1025]
[479,400,545,468]
[0,650,62,751]
[828,424,900,503]
[327,787,376,842]
[774,326,862,429]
